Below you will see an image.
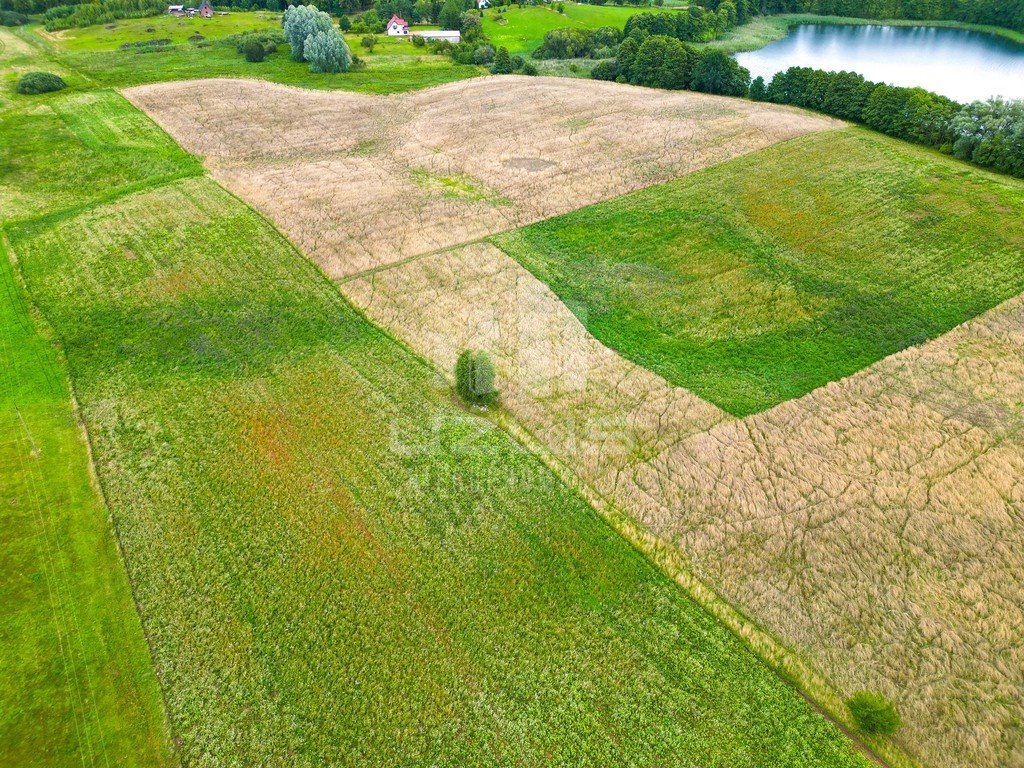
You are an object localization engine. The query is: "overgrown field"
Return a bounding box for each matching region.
[127,76,836,278]
[5,173,872,767]
[493,128,1024,415]
[0,87,202,224]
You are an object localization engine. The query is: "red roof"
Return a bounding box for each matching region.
[388,14,408,27]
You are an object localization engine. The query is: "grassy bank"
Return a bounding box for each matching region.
[493,128,1024,416]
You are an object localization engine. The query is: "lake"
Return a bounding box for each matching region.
[734,24,1024,103]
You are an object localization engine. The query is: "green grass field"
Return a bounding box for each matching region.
[11,21,479,94]
[493,128,1024,416]
[0,33,179,768]
[0,242,177,768]
[0,25,876,764]
[482,3,655,54]
[41,10,281,51]
[6,169,871,767]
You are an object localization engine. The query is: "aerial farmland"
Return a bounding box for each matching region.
[2,5,1023,768]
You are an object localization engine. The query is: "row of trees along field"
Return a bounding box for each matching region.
[763,0,1024,34]
[754,67,1024,177]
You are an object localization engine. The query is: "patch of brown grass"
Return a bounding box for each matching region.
[125,76,839,278]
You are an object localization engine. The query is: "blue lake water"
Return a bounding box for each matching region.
[734,24,1024,103]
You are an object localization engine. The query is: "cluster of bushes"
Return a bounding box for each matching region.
[42,0,163,30]
[118,36,171,49]
[764,0,1024,35]
[756,66,1024,177]
[283,3,351,72]
[532,25,620,59]
[623,4,747,43]
[0,8,28,23]
[455,350,498,408]
[533,6,746,63]
[16,70,67,94]
[228,28,285,60]
[593,35,751,96]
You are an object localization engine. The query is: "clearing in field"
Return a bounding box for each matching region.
[493,128,1024,415]
[6,173,872,767]
[126,75,838,278]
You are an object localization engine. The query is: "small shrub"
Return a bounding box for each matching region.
[243,38,266,61]
[490,46,513,74]
[16,71,67,95]
[472,43,495,65]
[188,33,205,43]
[361,34,376,51]
[455,350,498,407]
[591,58,618,81]
[847,692,901,735]
[411,33,425,47]
[521,61,538,76]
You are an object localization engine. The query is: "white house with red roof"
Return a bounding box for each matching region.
[386,14,409,35]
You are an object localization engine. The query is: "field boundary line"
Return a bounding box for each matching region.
[1,229,184,768]
[491,402,924,768]
[336,126,852,286]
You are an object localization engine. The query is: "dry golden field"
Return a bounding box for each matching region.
[128,76,1024,768]
[125,76,839,278]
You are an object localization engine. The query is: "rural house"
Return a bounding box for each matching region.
[386,14,409,35]
[167,4,184,14]
[199,0,213,17]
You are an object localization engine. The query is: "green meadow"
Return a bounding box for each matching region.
[493,129,1024,416]
[0,18,873,768]
[41,10,281,51]
[482,3,654,54]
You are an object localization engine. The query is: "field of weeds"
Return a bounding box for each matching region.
[126,76,838,278]
[493,128,1024,415]
[5,170,873,766]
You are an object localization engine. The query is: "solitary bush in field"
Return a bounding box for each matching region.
[847,692,901,735]
[455,350,498,407]
[243,39,266,62]
[17,72,67,95]
[361,34,375,51]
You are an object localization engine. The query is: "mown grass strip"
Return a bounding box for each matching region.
[0,235,177,768]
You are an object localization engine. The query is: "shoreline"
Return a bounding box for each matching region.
[705,13,1024,54]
